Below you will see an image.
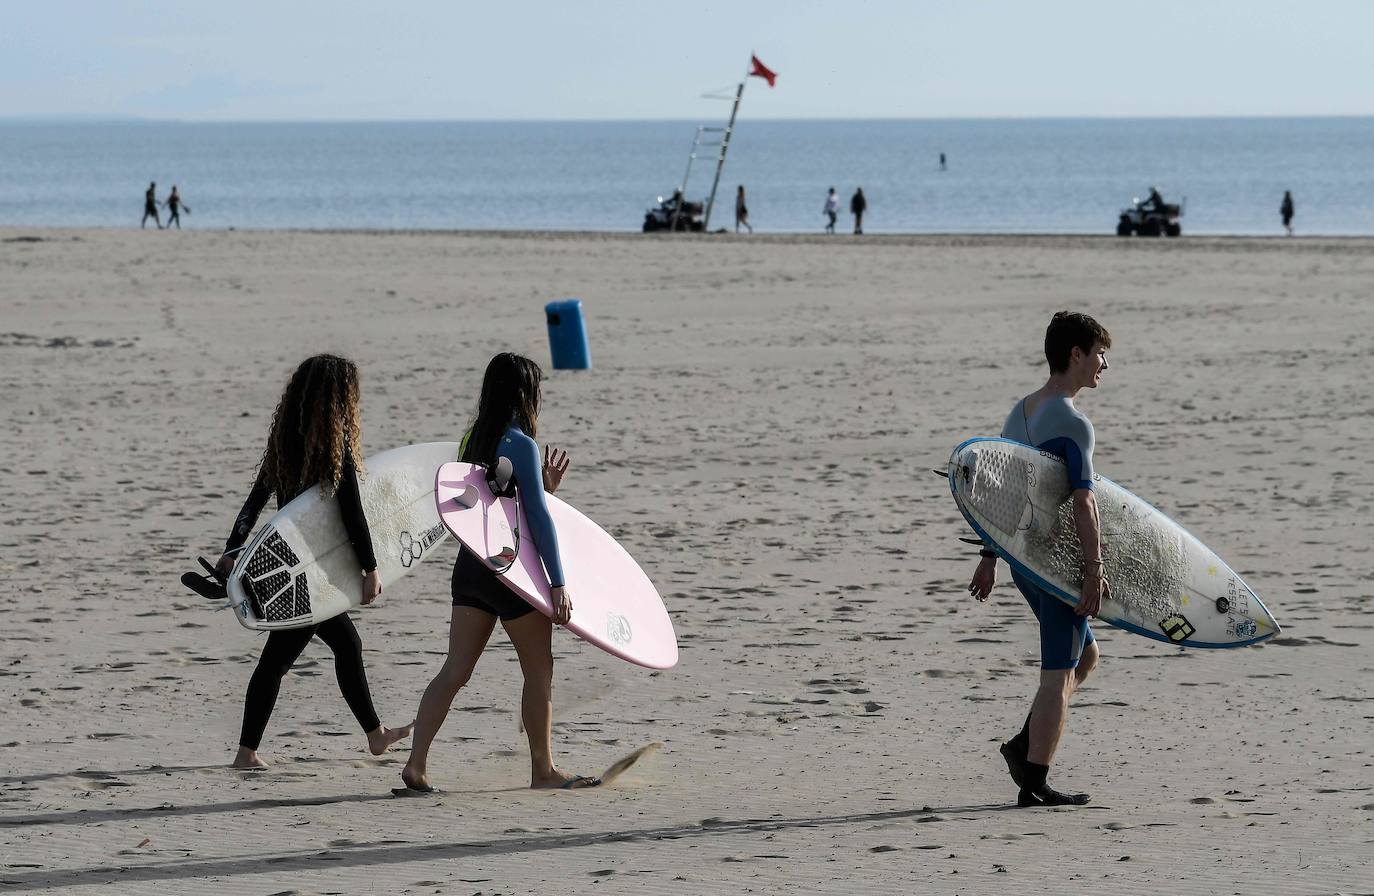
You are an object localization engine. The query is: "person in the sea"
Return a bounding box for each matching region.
[1281,190,1295,236]
[141,182,162,229]
[401,352,598,792]
[967,311,1113,807]
[216,354,411,769]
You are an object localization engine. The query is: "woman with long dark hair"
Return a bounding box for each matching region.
[401,352,596,792]
[217,354,411,769]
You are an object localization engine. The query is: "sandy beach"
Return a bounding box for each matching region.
[1,228,1372,894]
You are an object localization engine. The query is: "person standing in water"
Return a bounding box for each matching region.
[968,311,1113,807]
[163,186,190,229]
[216,354,411,769]
[823,187,838,234]
[939,152,947,171]
[735,185,753,234]
[401,352,599,792]
[850,187,867,234]
[141,182,162,229]
[1281,191,1295,236]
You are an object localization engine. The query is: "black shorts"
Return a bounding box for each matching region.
[451,548,533,621]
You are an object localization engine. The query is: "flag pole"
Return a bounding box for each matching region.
[702,70,747,232]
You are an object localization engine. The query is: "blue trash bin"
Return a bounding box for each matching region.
[545,299,591,370]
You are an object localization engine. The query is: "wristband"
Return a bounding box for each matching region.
[979,549,997,559]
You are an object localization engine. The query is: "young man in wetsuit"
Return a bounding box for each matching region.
[968,310,1113,807]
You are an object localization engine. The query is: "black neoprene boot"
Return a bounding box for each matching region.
[1017,761,1090,807]
[1000,713,1032,788]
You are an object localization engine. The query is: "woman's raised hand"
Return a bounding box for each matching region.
[542,445,571,493]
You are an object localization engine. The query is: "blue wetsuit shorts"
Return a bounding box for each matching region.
[1011,568,1095,670]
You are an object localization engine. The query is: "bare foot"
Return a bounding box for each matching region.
[231,747,268,770]
[367,723,414,757]
[399,765,433,792]
[531,768,601,790]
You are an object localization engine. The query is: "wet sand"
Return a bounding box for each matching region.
[1,228,1372,894]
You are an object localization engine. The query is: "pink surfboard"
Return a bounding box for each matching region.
[435,462,678,669]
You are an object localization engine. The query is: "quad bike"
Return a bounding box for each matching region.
[642,192,705,232]
[1117,191,1183,237]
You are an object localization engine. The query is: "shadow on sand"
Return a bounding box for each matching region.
[0,802,1016,889]
[0,764,228,786]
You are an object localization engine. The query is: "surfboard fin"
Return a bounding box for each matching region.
[486,547,517,570]
[932,469,949,478]
[181,556,228,601]
[446,484,479,509]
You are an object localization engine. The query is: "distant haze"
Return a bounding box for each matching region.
[4,1,1371,121]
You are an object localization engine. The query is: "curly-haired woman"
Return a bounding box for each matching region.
[215,354,411,769]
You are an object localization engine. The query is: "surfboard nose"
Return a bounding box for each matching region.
[1248,586,1281,642]
[1258,605,1281,638]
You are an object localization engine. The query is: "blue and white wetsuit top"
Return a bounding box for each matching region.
[1001,395,1096,491]
[497,425,566,588]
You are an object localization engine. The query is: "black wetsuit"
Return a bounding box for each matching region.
[227,450,382,750]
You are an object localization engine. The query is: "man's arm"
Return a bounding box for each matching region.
[1071,487,1107,617]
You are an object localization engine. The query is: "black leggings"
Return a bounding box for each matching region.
[238,614,381,750]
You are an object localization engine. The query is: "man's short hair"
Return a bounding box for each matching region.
[1045,311,1111,373]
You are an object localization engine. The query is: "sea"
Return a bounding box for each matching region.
[2,117,1372,234]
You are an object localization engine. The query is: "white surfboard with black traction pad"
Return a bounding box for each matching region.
[226,442,458,630]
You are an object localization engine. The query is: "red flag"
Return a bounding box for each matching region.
[749,55,777,87]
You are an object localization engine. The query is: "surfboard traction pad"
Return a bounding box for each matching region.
[242,529,310,623]
[965,443,1182,621]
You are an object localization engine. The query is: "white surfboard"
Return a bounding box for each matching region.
[226,442,458,631]
[948,437,1279,648]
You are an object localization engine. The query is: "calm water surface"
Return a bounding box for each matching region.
[1,118,1371,234]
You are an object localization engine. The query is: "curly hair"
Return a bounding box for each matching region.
[258,354,364,500]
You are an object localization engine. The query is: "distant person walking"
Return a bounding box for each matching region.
[850,187,867,235]
[142,182,163,229]
[1281,191,1295,236]
[823,187,838,234]
[939,152,947,171]
[735,185,753,234]
[163,186,190,229]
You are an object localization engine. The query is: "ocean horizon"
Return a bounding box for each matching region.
[3,116,1372,234]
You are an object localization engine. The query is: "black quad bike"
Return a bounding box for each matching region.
[1117,191,1183,237]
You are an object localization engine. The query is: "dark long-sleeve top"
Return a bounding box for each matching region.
[224,449,378,572]
[498,425,565,588]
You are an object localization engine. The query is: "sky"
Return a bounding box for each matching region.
[4,1,1371,121]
